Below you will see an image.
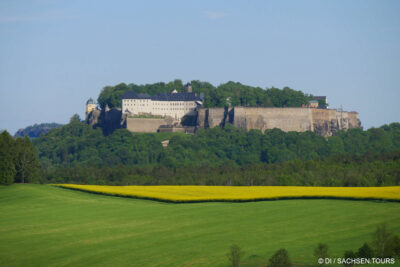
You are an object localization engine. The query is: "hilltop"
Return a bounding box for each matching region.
[97,80,323,109]
[14,123,63,138]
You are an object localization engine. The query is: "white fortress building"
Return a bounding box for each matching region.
[121,84,203,121]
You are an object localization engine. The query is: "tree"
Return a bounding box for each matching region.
[0,131,16,185]
[69,114,81,124]
[268,248,291,267]
[343,250,356,266]
[314,243,328,266]
[372,223,392,258]
[356,243,373,259]
[227,244,243,267]
[14,136,40,183]
[388,235,400,258]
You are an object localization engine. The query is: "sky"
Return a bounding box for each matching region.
[0,0,399,134]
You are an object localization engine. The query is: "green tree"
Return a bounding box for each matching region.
[69,114,81,124]
[356,243,373,259]
[14,136,40,183]
[0,131,16,185]
[388,235,400,258]
[227,244,243,267]
[314,243,329,266]
[372,223,392,258]
[342,250,356,266]
[268,248,291,267]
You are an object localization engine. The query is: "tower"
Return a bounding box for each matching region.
[185,82,192,93]
[85,98,97,119]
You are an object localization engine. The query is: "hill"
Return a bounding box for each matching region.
[14,123,63,138]
[0,184,399,266]
[97,80,319,109]
[33,120,400,186]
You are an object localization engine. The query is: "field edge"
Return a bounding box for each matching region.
[54,184,400,204]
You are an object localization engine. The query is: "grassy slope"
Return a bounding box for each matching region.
[0,185,399,267]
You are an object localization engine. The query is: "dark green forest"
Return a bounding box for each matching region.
[2,115,400,186]
[97,80,318,109]
[28,117,400,186]
[33,119,400,168]
[0,131,40,185]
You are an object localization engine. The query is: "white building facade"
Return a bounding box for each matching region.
[121,91,202,121]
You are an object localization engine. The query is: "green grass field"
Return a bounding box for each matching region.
[1,184,399,267]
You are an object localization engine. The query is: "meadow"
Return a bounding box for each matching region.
[1,184,400,266]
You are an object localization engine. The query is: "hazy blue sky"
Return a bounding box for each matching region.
[1,0,399,134]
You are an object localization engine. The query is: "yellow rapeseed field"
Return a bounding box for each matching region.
[56,184,400,203]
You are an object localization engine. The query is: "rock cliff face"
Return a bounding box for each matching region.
[197,107,361,137]
[310,109,361,137]
[86,108,123,135]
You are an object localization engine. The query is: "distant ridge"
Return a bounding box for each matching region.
[14,123,63,138]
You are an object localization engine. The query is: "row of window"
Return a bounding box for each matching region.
[124,107,195,111]
[123,100,195,106]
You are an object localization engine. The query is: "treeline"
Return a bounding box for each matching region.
[3,116,400,186]
[97,80,317,109]
[40,151,400,186]
[34,119,400,169]
[0,131,40,185]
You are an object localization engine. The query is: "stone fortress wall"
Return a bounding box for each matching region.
[197,107,361,137]
[87,104,361,137]
[232,107,313,132]
[126,117,171,133]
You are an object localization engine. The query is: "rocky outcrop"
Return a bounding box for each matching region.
[86,109,101,127]
[86,108,123,136]
[311,109,361,137]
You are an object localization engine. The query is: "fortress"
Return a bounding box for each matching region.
[86,85,361,137]
[197,107,360,137]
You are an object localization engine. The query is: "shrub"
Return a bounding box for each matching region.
[268,248,291,267]
[372,223,392,258]
[342,250,356,266]
[228,244,243,267]
[314,243,328,265]
[356,243,373,259]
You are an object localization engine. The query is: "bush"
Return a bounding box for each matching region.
[356,243,373,259]
[372,223,392,258]
[314,243,329,265]
[268,248,291,267]
[342,250,356,266]
[387,235,400,259]
[228,244,243,267]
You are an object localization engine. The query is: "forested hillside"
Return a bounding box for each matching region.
[34,120,400,168]
[31,118,400,186]
[97,80,317,109]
